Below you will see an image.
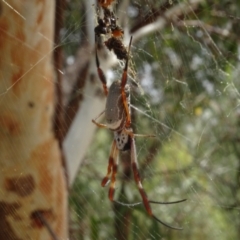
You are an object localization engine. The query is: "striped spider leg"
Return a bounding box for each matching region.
[92,36,186,230]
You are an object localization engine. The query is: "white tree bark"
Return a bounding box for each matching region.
[0,1,68,239]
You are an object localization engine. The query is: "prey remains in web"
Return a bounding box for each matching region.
[94,0,127,60]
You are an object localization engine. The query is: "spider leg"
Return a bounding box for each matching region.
[133,134,156,138]
[120,36,133,127]
[96,47,108,95]
[130,135,183,230]
[92,110,110,128]
[108,143,119,201]
[130,136,152,215]
[92,119,109,128]
[101,140,117,187]
[125,128,156,138]
[149,199,187,205]
[92,110,109,128]
[101,139,119,201]
[114,198,187,207]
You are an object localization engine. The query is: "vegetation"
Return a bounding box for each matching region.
[63,0,240,239]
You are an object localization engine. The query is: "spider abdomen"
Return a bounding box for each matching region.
[105,80,130,130]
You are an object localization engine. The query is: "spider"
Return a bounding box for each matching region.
[92,36,186,230]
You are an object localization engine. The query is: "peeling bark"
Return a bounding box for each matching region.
[0,1,68,239]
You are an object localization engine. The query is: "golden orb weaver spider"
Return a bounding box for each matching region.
[92,36,186,230]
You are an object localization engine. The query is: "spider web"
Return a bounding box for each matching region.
[1,0,240,239]
[68,1,240,239]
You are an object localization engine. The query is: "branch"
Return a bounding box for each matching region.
[131,0,204,41]
[63,0,127,185]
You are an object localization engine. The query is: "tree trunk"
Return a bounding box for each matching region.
[0,1,68,239]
